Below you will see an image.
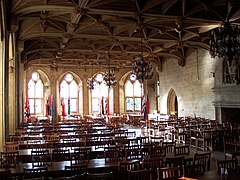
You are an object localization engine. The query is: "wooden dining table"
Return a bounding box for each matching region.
[180,170,240,180]
[17,146,111,162]
[0,158,122,179]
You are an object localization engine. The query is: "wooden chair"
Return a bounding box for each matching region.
[23,166,48,180]
[26,140,42,149]
[197,129,213,151]
[128,169,152,180]
[52,148,70,161]
[65,163,87,179]
[44,135,59,148]
[114,136,129,147]
[165,156,184,168]
[142,157,163,179]
[0,169,11,180]
[157,166,181,180]
[216,158,238,174]
[162,141,176,154]
[31,149,50,167]
[125,145,142,160]
[87,172,113,180]
[152,145,165,157]
[86,137,99,146]
[95,138,110,149]
[62,138,77,148]
[45,139,59,148]
[118,160,140,172]
[125,131,136,137]
[71,147,90,164]
[1,151,19,167]
[141,144,153,157]
[165,156,185,176]
[174,145,190,156]
[4,142,19,152]
[191,151,211,175]
[104,146,121,161]
[137,136,150,145]
[150,136,164,146]
[9,134,22,142]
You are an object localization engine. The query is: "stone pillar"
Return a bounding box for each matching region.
[49,71,58,123]
[113,83,119,114]
[82,75,90,115]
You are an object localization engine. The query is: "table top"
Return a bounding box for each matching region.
[0,159,121,176]
[193,170,240,180]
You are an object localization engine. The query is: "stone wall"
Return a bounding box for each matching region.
[159,49,216,120]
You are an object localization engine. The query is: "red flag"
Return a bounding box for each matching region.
[145,96,150,120]
[25,95,31,123]
[61,98,67,116]
[101,97,104,115]
[106,97,110,115]
[45,97,49,117]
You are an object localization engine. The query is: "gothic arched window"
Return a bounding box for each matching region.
[125,76,143,112]
[28,72,43,115]
[60,73,79,115]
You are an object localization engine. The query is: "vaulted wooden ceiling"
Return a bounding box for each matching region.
[9,0,240,70]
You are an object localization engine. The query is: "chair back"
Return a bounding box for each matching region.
[71,147,90,164]
[1,151,19,167]
[128,169,152,180]
[174,145,190,156]
[162,141,176,153]
[193,151,211,174]
[157,166,181,180]
[152,145,165,157]
[4,142,19,152]
[52,148,70,161]
[118,160,140,172]
[165,156,184,167]
[31,149,50,167]
[142,157,163,179]
[87,172,113,180]
[104,147,121,161]
[65,163,87,179]
[216,158,238,174]
[23,166,48,179]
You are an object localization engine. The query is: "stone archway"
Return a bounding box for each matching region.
[167,88,178,116]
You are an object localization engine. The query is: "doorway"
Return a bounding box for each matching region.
[167,88,178,117]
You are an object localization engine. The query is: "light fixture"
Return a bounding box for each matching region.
[209,2,240,66]
[132,28,153,83]
[87,62,96,90]
[132,58,153,83]
[103,54,117,89]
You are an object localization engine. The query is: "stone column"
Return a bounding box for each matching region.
[82,75,90,115]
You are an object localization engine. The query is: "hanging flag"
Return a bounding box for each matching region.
[48,95,52,116]
[45,97,50,117]
[68,97,70,115]
[25,95,31,123]
[145,95,150,120]
[51,95,54,121]
[101,97,105,115]
[61,97,67,116]
[141,95,146,116]
[105,97,110,115]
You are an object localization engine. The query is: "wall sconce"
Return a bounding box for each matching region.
[210,72,215,78]
[9,66,15,73]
